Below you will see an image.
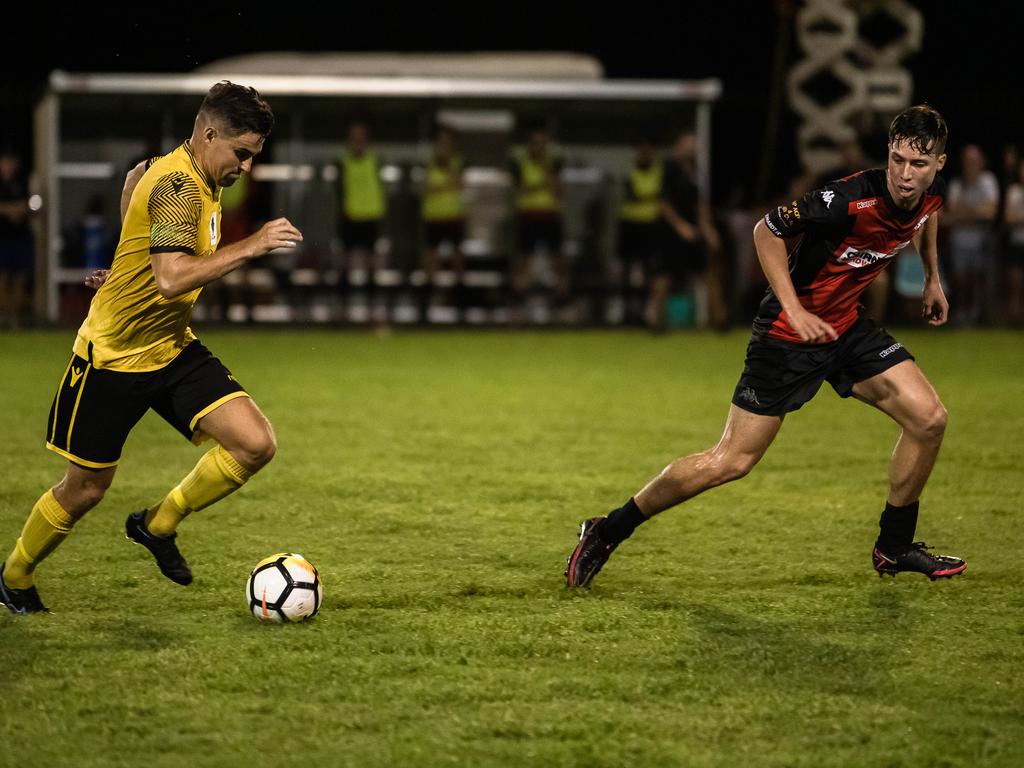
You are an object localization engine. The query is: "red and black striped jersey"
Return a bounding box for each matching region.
[757,168,945,343]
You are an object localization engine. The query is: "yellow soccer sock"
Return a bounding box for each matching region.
[145,445,253,537]
[3,490,76,589]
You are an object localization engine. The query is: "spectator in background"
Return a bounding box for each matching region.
[618,138,664,329]
[0,149,34,329]
[418,125,466,323]
[509,124,567,308]
[338,121,388,324]
[657,129,726,331]
[945,144,999,325]
[1002,156,1024,325]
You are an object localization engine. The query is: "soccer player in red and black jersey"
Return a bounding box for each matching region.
[566,104,967,587]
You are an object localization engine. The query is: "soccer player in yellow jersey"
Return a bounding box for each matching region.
[0,81,303,613]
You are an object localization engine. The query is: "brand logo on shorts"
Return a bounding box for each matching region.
[879,342,903,358]
[69,366,84,388]
[738,386,761,406]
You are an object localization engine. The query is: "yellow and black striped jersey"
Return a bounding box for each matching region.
[74,142,222,371]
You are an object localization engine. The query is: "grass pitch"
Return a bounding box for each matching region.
[1,328,1022,767]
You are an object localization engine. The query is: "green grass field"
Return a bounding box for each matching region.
[1,328,1022,767]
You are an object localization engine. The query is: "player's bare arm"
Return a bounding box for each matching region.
[752,219,837,342]
[150,218,303,299]
[659,199,698,241]
[121,160,149,222]
[84,161,151,291]
[698,199,721,252]
[915,210,948,325]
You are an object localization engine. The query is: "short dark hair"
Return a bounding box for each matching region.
[199,81,274,138]
[889,104,947,156]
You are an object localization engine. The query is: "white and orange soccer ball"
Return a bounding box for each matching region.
[245,553,323,623]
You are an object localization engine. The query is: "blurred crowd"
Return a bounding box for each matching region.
[4,129,1024,331]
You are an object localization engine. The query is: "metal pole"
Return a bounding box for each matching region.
[33,91,61,323]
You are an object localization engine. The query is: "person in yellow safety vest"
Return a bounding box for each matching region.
[509,125,569,304]
[618,138,664,328]
[338,121,389,324]
[419,125,466,323]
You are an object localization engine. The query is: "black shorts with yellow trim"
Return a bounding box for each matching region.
[731,315,914,417]
[45,341,248,468]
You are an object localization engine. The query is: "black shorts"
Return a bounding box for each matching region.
[518,216,563,255]
[732,315,915,416]
[618,220,659,265]
[1004,243,1024,267]
[340,219,379,252]
[45,341,248,468]
[655,223,707,277]
[425,220,465,249]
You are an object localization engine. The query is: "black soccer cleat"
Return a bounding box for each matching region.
[872,541,966,581]
[565,517,619,588]
[0,563,49,614]
[125,511,193,585]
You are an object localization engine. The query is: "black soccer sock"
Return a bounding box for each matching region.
[876,500,920,551]
[600,498,648,544]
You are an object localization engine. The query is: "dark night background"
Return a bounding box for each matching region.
[2,2,1021,203]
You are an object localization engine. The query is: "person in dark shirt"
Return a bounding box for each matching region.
[656,129,726,330]
[566,104,965,588]
[0,150,34,328]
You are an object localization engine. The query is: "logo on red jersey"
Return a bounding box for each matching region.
[837,241,910,268]
[847,198,878,213]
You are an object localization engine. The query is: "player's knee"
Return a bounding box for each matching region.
[235,430,276,471]
[917,401,948,443]
[59,475,111,516]
[703,450,757,486]
[719,454,757,484]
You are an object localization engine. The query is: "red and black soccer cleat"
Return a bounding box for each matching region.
[565,517,619,588]
[872,541,966,580]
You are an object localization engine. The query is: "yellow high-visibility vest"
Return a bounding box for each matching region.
[340,149,386,221]
[423,155,464,221]
[514,149,560,213]
[620,162,663,223]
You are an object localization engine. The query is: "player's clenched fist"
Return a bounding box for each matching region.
[250,218,303,257]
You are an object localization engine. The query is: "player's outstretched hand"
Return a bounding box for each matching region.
[84,269,110,290]
[787,306,839,343]
[251,218,303,257]
[922,280,949,326]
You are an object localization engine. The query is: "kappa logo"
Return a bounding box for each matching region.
[821,189,835,208]
[69,366,84,388]
[209,212,219,244]
[914,213,931,231]
[856,199,876,210]
[738,386,761,406]
[879,342,903,358]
